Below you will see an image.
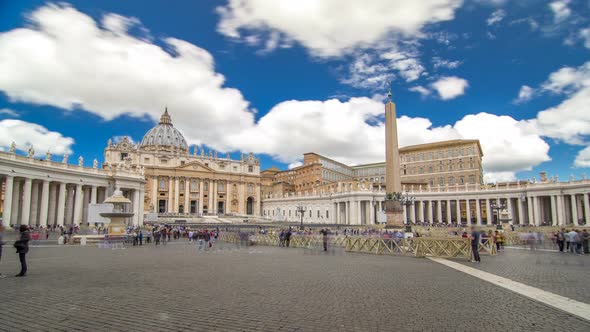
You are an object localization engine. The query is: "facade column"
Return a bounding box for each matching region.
[436,200,443,223]
[226,181,233,214]
[212,180,218,214]
[199,179,204,214]
[475,199,482,225]
[174,177,180,213]
[91,186,97,204]
[168,177,174,213]
[550,196,558,226]
[73,184,84,225]
[2,176,14,227]
[456,199,461,224]
[184,178,190,214]
[571,194,579,226]
[21,178,32,225]
[238,182,245,215]
[507,198,514,225]
[209,180,215,214]
[446,200,452,224]
[132,189,140,225]
[151,176,158,212]
[527,197,534,226]
[485,198,492,224]
[56,183,66,226]
[39,180,50,227]
[466,199,471,225]
[583,193,590,226]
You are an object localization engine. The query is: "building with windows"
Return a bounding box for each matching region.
[103,109,261,216]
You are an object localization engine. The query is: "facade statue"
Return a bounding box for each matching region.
[108,138,112,147]
[78,156,84,166]
[62,154,68,164]
[226,153,230,159]
[582,173,587,180]
[27,145,34,158]
[570,173,574,182]
[93,158,98,169]
[193,146,197,156]
[9,142,16,153]
[200,148,205,157]
[46,150,51,161]
[215,151,218,159]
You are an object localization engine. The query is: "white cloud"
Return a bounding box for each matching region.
[432,57,461,69]
[409,86,431,97]
[574,146,590,167]
[0,119,74,156]
[549,0,571,23]
[514,85,534,103]
[0,3,255,152]
[0,108,19,117]
[487,9,506,26]
[431,76,469,100]
[217,0,464,57]
[580,27,590,49]
[527,62,590,145]
[288,161,303,169]
[484,172,516,183]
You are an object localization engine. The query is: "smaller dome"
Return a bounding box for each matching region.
[139,108,189,152]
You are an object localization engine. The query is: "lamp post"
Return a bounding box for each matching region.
[296,205,307,230]
[399,191,416,226]
[490,200,506,225]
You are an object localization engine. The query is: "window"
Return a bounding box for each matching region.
[409,154,415,162]
[449,176,455,185]
[326,210,329,218]
[204,182,209,191]
[403,166,407,175]
[180,161,185,165]
[438,177,444,185]
[159,179,166,190]
[438,151,443,159]
[248,184,254,194]
[179,180,184,191]
[419,167,424,174]
[309,210,312,217]
[428,152,433,160]
[204,163,209,167]
[457,148,463,157]
[120,152,128,161]
[429,178,434,186]
[248,165,254,173]
[218,182,225,192]
[191,179,197,191]
[161,159,168,164]
[144,157,150,163]
[428,166,433,173]
[469,175,476,184]
[233,166,238,171]
[459,176,465,184]
[317,211,320,218]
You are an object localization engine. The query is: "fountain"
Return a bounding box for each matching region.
[100,188,134,238]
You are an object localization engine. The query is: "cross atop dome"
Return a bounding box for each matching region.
[159,107,172,125]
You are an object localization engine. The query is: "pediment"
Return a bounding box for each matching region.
[177,160,215,172]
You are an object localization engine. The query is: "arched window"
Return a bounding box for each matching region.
[159,178,166,190]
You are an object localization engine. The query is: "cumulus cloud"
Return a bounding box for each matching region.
[574,146,590,167]
[549,0,571,23]
[217,0,464,57]
[486,9,506,26]
[0,3,254,151]
[514,85,534,103]
[432,57,461,69]
[581,27,590,49]
[409,86,431,97]
[288,161,303,169]
[431,76,469,100]
[0,119,74,156]
[526,62,590,145]
[0,109,19,117]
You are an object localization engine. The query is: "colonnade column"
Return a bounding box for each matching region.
[39,180,50,227]
[21,178,32,225]
[30,181,39,226]
[466,200,471,225]
[436,201,443,223]
[556,195,565,226]
[10,179,21,226]
[550,196,558,226]
[583,193,590,226]
[507,198,514,225]
[91,186,97,204]
[418,201,424,222]
[369,201,375,224]
[446,200,452,224]
[357,201,362,225]
[345,201,350,224]
[56,183,66,226]
[571,194,579,226]
[518,197,525,225]
[402,203,407,224]
[427,201,433,224]
[485,198,492,224]
[534,196,541,226]
[48,184,57,226]
[475,199,482,225]
[410,202,416,224]
[334,202,339,224]
[456,199,461,224]
[2,176,13,227]
[527,197,534,225]
[73,184,84,225]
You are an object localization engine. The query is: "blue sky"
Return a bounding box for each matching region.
[0,0,589,182]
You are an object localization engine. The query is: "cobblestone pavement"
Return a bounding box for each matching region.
[458,247,589,303]
[0,242,589,332]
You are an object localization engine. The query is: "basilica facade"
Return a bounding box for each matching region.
[104,109,261,217]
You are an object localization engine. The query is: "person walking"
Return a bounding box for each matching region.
[14,225,30,277]
[567,229,580,254]
[285,228,292,248]
[320,228,329,252]
[556,228,566,253]
[0,225,5,278]
[278,229,284,247]
[494,231,504,251]
[139,231,143,246]
[470,227,481,263]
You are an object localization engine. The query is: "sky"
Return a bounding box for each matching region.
[0,0,589,183]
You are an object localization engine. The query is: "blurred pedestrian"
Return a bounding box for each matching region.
[0,225,5,278]
[470,227,481,263]
[14,225,30,277]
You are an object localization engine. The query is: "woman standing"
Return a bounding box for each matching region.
[14,225,30,277]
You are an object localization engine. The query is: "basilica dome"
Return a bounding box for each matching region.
[140,108,189,152]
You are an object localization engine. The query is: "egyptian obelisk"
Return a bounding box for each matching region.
[384,84,404,226]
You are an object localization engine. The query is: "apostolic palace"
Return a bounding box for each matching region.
[1,99,589,228]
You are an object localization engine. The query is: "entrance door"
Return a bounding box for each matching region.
[218,201,225,215]
[158,200,167,213]
[190,200,197,214]
[246,197,254,215]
